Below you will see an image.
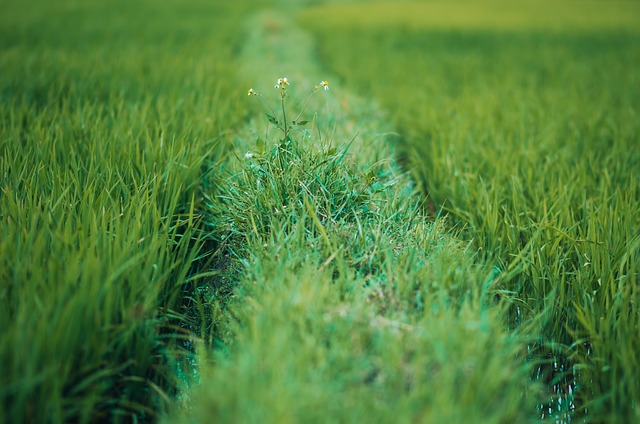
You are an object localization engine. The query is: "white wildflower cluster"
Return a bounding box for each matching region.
[275,77,289,89]
[247,77,330,98]
[244,76,330,142]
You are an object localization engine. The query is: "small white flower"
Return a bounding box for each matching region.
[320,80,329,90]
[275,77,289,88]
[247,88,257,96]
[244,151,254,159]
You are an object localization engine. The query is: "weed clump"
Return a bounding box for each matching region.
[205,78,389,266]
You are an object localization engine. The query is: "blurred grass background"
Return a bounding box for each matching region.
[303,0,640,31]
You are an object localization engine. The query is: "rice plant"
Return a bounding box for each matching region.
[301,2,640,421]
[0,0,252,421]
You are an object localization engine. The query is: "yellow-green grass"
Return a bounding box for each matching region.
[302,1,640,421]
[304,0,640,32]
[0,0,253,422]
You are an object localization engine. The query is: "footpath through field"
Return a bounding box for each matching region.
[167,7,536,423]
[237,8,398,169]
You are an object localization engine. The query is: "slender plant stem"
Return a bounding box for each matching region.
[293,90,319,124]
[257,94,277,119]
[281,94,288,139]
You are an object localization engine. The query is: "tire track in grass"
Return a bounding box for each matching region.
[166,9,539,423]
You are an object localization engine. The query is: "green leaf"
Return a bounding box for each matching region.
[296,120,309,126]
[266,113,278,125]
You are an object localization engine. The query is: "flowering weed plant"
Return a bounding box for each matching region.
[205,77,391,271]
[247,77,329,147]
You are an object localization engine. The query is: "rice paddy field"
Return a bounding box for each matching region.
[1,0,639,423]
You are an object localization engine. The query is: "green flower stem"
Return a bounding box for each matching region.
[293,89,320,124]
[258,93,277,120]
[281,93,288,140]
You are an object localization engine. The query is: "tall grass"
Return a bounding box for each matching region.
[0,0,252,421]
[302,2,640,421]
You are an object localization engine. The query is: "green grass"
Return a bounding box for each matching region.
[302,1,640,421]
[303,0,640,32]
[0,0,252,421]
[164,8,540,424]
[166,64,539,423]
[3,0,639,423]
